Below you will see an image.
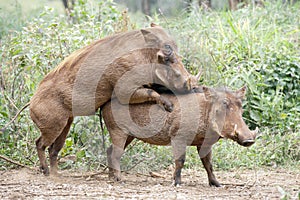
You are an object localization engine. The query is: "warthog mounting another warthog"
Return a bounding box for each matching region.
[102,86,258,187]
[30,24,197,176]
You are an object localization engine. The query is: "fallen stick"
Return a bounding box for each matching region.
[149,171,166,178]
[0,154,36,171]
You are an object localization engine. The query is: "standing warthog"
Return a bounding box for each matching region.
[30,24,196,176]
[102,86,258,187]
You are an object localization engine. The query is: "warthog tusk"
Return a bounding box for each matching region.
[195,69,203,81]
[234,124,237,132]
[252,127,259,135]
[233,124,239,137]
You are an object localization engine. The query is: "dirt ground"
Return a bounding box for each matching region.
[0,167,299,200]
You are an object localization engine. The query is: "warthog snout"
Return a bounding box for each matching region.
[234,126,258,147]
[155,68,193,93]
[241,139,255,147]
[175,74,199,93]
[173,69,192,92]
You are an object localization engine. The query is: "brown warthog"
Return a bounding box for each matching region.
[30,24,196,176]
[102,86,258,186]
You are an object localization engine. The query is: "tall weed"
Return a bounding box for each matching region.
[162,2,300,132]
[0,0,123,169]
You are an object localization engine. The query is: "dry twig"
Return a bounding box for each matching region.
[0,154,36,171]
[1,102,30,132]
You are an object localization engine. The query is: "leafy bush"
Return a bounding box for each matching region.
[163,2,300,132]
[0,0,124,169]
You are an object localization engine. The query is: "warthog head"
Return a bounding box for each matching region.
[141,23,194,93]
[204,86,257,147]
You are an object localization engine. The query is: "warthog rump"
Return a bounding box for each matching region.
[102,86,258,186]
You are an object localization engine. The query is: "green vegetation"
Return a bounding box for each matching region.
[0,0,299,172]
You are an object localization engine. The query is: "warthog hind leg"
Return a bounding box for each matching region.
[31,103,71,176]
[48,117,73,176]
[35,137,50,175]
[107,131,131,181]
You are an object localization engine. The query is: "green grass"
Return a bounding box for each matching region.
[0,0,299,172]
[169,2,300,131]
[0,0,63,14]
[0,0,63,39]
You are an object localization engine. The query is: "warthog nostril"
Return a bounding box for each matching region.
[241,139,255,147]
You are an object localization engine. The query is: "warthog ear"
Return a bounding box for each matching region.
[141,29,161,47]
[154,67,169,86]
[236,85,247,100]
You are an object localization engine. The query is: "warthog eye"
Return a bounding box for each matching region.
[164,44,172,50]
[164,44,173,56]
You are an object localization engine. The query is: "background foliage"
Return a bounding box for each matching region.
[0,0,299,172]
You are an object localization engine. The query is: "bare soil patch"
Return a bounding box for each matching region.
[0,167,299,199]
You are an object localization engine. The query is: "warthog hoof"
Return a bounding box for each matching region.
[209,179,221,187]
[40,166,49,176]
[109,173,122,182]
[174,180,182,187]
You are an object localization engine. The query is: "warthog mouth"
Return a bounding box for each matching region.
[233,125,258,147]
[238,139,255,147]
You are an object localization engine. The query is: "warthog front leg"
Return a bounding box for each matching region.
[172,139,187,186]
[128,88,173,112]
[197,147,221,187]
[173,154,186,186]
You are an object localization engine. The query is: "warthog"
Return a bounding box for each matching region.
[30,24,196,176]
[102,86,258,186]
